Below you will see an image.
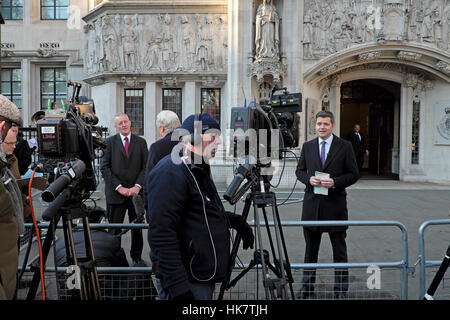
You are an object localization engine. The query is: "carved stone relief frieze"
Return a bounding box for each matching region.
[84,13,227,75]
[303,0,450,59]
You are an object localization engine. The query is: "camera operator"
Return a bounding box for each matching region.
[0,95,23,300]
[146,113,254,300]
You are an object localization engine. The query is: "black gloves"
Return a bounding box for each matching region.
[171,290,195,301]
[227,212,254,250]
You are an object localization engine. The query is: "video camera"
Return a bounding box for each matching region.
[32,81,106,194]
[229,86,301,163]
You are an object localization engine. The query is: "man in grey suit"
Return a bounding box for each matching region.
[101,113,148,265]
[296,110,359,299]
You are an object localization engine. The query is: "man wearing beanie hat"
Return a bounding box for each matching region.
[147,113,254,300]
[0,94,23,300]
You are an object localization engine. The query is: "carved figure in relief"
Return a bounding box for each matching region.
[255,0,280,59]
[102,15,120,71]
[303,10,314,58]
[196,18,210,71]
[136,15,152,71]
[180,15,196,71]
[122,15,137,71]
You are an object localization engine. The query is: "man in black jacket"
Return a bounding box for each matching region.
[296,111,359,299]
[346,123,369,174]
[101,113,148,266]
[144,110,181,215]
[147,113,254,300]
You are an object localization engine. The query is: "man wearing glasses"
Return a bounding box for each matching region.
[0,94,23,300]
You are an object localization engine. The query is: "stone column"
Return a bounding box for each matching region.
[330,75,342,137]
[21,59,31,126]
[144,81,157,143]
[184,81,196,119]
[91,82,118,133]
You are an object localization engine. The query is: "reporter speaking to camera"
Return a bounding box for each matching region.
[146,113,254,300]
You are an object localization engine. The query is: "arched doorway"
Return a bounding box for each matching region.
[340,79,400,179]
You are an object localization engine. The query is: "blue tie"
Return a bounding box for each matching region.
[320,141,326,166]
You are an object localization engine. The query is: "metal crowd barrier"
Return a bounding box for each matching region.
[417,219,450,300]
[19,219,409,300]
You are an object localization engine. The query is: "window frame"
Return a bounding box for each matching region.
[1,68,22,110]
[0,0,24,20]
[40,0,68,20]
[40,67,67,110]
[124,88,145,136]
[162,88,183,123]
[200,88,221,124]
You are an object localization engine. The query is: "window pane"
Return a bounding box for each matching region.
[42,0,55,6]
[125,89,144,135]
[1,82,11,94]
[41,82,54,94]
[11,7,23,19]
[41,69,54,81]
[56,0,68,6]
[12,0,23,6]
[42,7,54,19]
[201,88,221,124]
[12,97,22,109]
[55,6,67,19]
[55,69,66,81]
[56,82,66,94]
[12,69,22,81]
[12,82,21,94]
[1,9,11,20]
[3,0,12,6]
[1,70,11,81]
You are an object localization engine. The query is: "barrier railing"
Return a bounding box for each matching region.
[417,219,450,300]
[20,219,409,300]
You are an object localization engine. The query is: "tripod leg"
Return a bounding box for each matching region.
[272,195,296,300]
[27,216,59,300]
[218,194,253,300]
[82,216,102,300]
[424,245,450,300]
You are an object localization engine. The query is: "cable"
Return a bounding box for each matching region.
[28,169,46,300]
[182,157,218,282]
[277,150,300,206]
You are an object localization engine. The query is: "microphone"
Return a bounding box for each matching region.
[132,194,146,223]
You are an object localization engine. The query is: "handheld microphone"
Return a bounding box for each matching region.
[132,194,146,223]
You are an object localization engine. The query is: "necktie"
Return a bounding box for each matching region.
[357,132,361,141]
[124,136,129,157]
[320,141,326,166]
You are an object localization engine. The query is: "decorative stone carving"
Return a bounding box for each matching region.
[318,63,339,76]
[255,0,280,60]
[303,1,449,59]
[436,61,450,74]
[0,50,13,58]
[36,48,57,58]
[357,51,381,61]
[201,76,222,87]
[248,58,286,83]
[120,76,141,88]
[83,13,228,75]
[397,51,422,61]
[161,77,178,86]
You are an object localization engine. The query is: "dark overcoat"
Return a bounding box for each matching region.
[295,134,359,232]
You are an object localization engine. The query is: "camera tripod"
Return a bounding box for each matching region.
[423,244,450,300]
[27,188,102,300]
[219,180,295,300]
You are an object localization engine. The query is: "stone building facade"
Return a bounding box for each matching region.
[1,0,449,183]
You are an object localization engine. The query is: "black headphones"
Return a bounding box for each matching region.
[191,113,202,146]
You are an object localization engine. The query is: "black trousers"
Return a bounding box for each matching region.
[302,228,349,293]
[107,198,143,261]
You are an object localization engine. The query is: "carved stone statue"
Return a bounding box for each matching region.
[255,0,280,60]
[180,15,196,71]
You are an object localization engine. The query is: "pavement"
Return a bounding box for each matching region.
[26,173,450,300]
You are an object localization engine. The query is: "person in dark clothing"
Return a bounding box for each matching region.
[144,110,181,216]
[10,126,32,176]
[147,113,254,300]
[346,124,369,173]
[296,111,359,299]
[101,113,148,266]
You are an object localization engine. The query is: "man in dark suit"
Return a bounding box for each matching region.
[295,110,359,299]
[346,124,369,173]
[101,113,148,266]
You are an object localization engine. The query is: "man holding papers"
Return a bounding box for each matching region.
[295,110,359,299]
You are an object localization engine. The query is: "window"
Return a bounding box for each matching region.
[162,88,182,122]
[1,69,22,110]
[41,0,68,20]
[411,101,420,164]
[1,0,23,20]
[125,89,144,135]
[201,88,221,124]
[40,68,66,109]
